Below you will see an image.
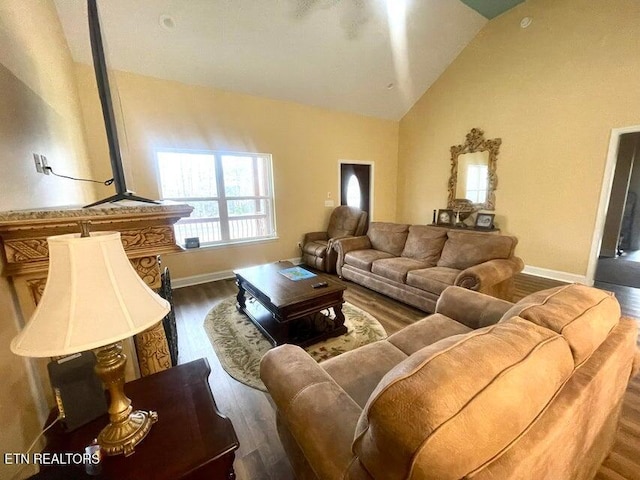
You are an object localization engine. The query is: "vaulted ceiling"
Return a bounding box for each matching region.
[54,0,524,120]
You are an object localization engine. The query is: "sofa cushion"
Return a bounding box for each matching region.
[371,257,430,283]
[499,283,621,366]
[345,249,394,272]
[302,239,328,258]
[405,267,460,295]
[321,341,408,409]
[352,319,574,480]
[401,226,448,266]
[387,313,472,356]
[437,231,517,270]
[367,222,410,256]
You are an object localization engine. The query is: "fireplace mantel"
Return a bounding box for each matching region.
[0,201,193,378]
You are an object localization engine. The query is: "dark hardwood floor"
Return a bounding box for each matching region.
[173,273,640,480]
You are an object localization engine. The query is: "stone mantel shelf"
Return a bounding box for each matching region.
[0,201,193,278]
[0,200,191,227]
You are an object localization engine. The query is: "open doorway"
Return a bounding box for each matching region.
[594,131,640,287]
[339,161,373,220]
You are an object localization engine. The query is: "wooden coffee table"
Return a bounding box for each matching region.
[234,261,347,347]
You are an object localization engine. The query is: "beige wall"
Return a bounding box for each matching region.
[0,0,96,211]
[74,66,399,279]
[397,0,640,277]
[0,278,43,479]
[0,1,96,477]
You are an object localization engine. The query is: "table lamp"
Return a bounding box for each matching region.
[11,228,170,456]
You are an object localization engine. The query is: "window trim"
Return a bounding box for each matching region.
[156,148,277,247]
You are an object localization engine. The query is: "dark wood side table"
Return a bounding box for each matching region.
[40,358,239,480]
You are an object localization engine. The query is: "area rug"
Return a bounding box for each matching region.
[203,297,387,391]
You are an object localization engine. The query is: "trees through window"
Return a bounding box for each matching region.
[157,150,276,246]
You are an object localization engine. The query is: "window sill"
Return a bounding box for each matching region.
[178,236,280,252]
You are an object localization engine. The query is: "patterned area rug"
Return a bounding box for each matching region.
[203,297,387,391]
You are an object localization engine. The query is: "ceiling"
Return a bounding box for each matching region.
[53,1,522,120]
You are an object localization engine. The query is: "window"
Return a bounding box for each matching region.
[465,164,488,204]
[345,174,362,209]
[157,150,276,246]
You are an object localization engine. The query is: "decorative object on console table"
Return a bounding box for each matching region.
[475,213,496,230]
[41,359,239,480]
[437,209,454,226]
[451,198,477,224]
[11,228,170,456]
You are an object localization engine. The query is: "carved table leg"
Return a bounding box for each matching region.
[236,278,246,312]
[333,302,346,330]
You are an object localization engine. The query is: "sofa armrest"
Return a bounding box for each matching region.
[261,345,362,480]
[435,286,514,329]
[304,231,329,245]
[333,236,372,276]
[455,257,525,291]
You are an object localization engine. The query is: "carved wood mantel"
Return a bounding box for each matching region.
[0,201,193,378]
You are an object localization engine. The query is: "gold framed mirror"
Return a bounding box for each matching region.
[447,128,501,211]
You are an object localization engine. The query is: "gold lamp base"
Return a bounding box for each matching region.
[97,409,158,456]
[95,342,158,457]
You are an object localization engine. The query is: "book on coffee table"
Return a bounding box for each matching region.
[278,266,317,281]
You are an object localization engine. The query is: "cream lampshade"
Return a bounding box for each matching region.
[11,231,169,357]
[11,231,170,456]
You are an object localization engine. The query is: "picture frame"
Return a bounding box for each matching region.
[185,237,200,249]
[475,213,495,229]
[436,209,454,226]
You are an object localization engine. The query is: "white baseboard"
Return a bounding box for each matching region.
[172,257,303,289]
[171,270,235,289]
[522,266,591,286]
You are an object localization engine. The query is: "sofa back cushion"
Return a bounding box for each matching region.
[367,222,410,256]
[352,319,574,480]
[327,206,367,239]
[437,231,517,270]
[401,225,448,266]
[499,284,621,366]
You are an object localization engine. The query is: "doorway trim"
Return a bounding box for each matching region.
[338,160,374,220]
[586,124,640,285]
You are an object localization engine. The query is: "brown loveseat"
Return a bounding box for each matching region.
[333,222,525,312]
[261,284,640,480]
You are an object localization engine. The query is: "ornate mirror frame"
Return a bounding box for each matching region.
[447,128,501,211]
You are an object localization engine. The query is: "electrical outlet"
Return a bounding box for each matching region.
[33,153,43,174]
[41,155,50,175]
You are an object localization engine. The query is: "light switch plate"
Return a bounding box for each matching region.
[324,200,335,207]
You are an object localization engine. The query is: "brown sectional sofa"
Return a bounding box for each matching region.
[334,222,525,312]
[261,284,640,480]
